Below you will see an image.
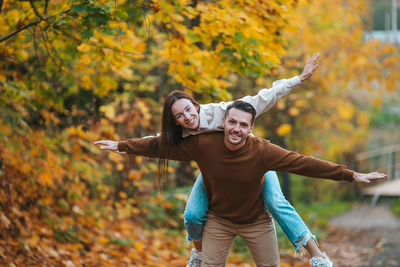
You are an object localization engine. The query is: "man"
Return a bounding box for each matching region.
[95,101,386,266]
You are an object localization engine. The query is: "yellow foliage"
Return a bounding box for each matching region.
[288,107,300,117]
[277,123,292,136]
[155,0,297,93]
[97,76,118,97]
[38,172,53,186]
[385,78,397,92]
[117,163,124,171]
[81,75,93,89]
[338,103,355,120]
[77,43,91,53]
[100,104,116,119]
[136,99,152,127]
[356,111,370,128]
[134,241,144,251]
[98,237,109,245]
[2,0,398,265]
[374,97,382,107]
[119,191,128,199]
[128,170,142,181]
[116,67,134,80]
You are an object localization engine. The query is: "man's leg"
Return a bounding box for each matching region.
[238,212,279,267]
[202,212,237,267]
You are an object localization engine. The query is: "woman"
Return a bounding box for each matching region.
[96,53,333,267]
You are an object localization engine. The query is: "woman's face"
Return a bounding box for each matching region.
[171,98,200,130]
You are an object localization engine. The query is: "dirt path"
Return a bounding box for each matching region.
[329,204,400,229]
[320,204,400,267]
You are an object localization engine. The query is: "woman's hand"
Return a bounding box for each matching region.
[299,52,320,81]
[353,171,387,183]
[93,140,126,154]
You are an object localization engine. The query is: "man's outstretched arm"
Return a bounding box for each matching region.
[262,140,386,183]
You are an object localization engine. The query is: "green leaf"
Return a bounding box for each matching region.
[220,48,234,57]
[93,15,109,26]
[248,37,258,46]
[71,4,87,14]
[187,32,201,42]
[81,29,94,39]
[234,31,245,43]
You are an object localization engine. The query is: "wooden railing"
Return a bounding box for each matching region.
[355,144,400,179]
[355,144,400,204]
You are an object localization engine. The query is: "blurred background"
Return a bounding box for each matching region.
[0,0,399,266]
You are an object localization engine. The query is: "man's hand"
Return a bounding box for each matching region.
[93,140,126,154]
[299,52,320,81]
[353,171,387,183]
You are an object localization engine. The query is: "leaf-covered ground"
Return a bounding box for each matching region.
[0,210,311,267]
[2,205,399,266]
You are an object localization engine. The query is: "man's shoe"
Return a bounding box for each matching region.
[186,248,202,267]
[310,252,333,267]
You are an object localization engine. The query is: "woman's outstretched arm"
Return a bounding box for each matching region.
[187,53,320,137]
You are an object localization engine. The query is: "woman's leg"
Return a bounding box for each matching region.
[184,173,209,251]
[262,171,325,258]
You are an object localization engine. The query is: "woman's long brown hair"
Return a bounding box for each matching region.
[157,90,200,188]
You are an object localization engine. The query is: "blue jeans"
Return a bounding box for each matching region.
[184,171,315,250]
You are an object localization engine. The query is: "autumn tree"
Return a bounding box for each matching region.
[0,0,304,265]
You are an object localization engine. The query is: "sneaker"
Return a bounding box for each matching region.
[310,252,333,267]
[186,248,202,267]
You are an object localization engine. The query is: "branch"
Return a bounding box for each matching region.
[44,0,49,14]
[0,20,44,43]
[132,1,152,54]
[42,30,64,73]
[30,0,44,20]
[33,24,41,66]
[0,0,3,14]
[128,0,133,25]
[0,53,47,68]
[0,9,70,44]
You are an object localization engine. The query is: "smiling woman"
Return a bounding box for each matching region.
[160,91,201,147]
[171,99,200,130]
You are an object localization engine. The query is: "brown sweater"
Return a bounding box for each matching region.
[118,132,354,224]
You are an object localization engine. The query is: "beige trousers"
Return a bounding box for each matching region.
[202,211,279,267]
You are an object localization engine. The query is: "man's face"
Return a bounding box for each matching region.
[171,98,200,130]
[223,108,254,150]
